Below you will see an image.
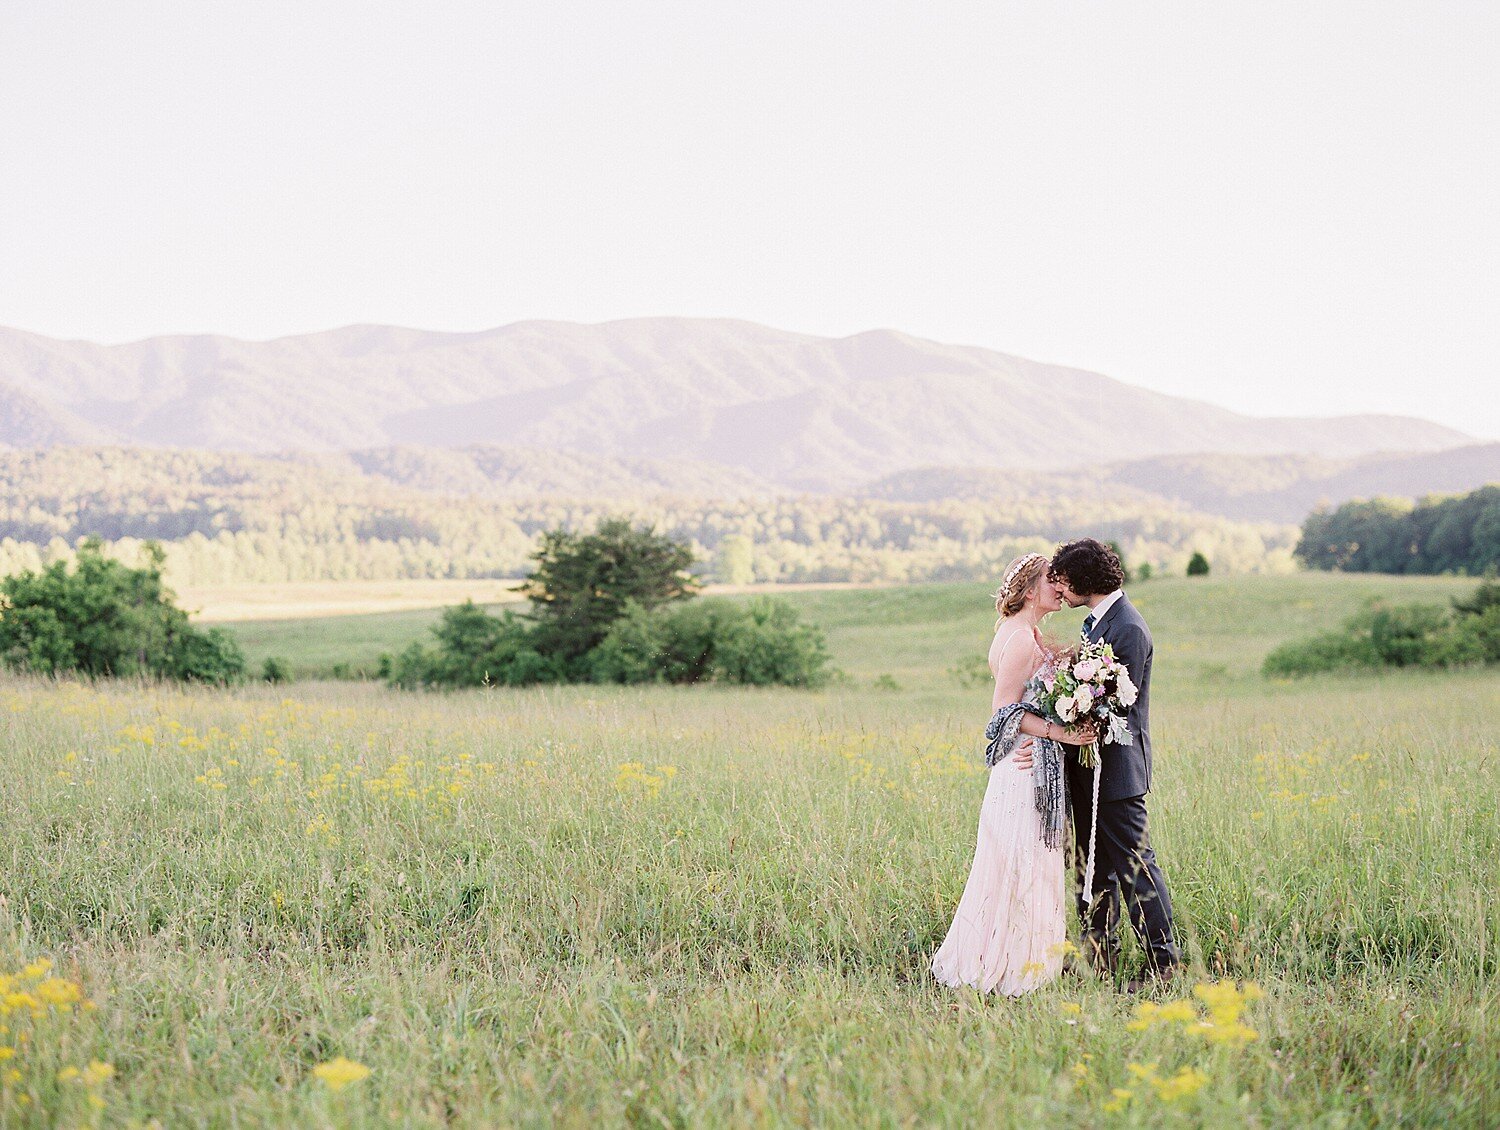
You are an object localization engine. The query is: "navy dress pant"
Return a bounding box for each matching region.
[1069,786,1179,973]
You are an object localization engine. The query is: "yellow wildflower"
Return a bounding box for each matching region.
[1153,1065,1209,1102]
[2,991,40,1016]
[1194,980,1249,1022]
[1156,999,1197,1024]
[1202,1019,1258,1046]
[82,1060,115,1087]
[34,977,83,1009]
[312,1056,371,1092]
[1125,1001,1159,1031]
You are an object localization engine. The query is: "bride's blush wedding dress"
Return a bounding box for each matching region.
[931,640,1067,995]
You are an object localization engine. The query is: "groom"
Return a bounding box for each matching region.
[1048,538,1180,986]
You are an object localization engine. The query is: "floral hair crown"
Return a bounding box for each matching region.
[998,552,1047,602]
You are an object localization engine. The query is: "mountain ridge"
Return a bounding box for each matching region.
[863,443,1500,524]
[0,318,1471,487]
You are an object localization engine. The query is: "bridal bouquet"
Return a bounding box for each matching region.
[1026,639,1137,769]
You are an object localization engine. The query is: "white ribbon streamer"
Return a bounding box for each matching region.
[1082,758,1101,907]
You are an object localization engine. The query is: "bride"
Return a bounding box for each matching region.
[931,552,1096,995]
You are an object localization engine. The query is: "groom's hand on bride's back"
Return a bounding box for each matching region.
[1013,737,1034,770]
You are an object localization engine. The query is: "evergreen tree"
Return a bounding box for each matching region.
[516,519,698,668]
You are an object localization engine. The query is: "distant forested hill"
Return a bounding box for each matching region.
[863,444,1500,524]
[0,446,1296,586]
[1101,445,1500,523]
[4,440,1492,587]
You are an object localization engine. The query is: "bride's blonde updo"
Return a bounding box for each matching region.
[994,552,1048,620]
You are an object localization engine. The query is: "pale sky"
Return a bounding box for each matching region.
[3,1,1497,438]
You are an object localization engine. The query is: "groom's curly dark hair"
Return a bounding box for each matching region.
[1049,538,1125,597]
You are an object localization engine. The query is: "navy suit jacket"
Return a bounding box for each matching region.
[1068,592,1153,802]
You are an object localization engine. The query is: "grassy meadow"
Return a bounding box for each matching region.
[2,573,1497,1126]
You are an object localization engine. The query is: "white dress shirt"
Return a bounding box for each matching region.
[1084,589,1124,636]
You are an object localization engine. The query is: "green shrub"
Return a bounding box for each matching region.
[1428,604,1500,666]
[1452,579,1500,617]
[1367,604,1450,666]
[389,524,832,689]
[261,656,291,683]
[589,597,832,687]
[1264,583,1500,676]
[712,597,832,687]
[0,539,244,683]
[1186,552,1211,576]
[168,625,248,684]
[1263,630,1380,677]
[388,602,564,689]
[588,600,724,684]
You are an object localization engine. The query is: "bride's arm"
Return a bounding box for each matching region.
[991,637,1093,743]
[1019,714,1088,743]
[1010,716,1097,773]
[991,640,1094,772]
[989,630,1035,712]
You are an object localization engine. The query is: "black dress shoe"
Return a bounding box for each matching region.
[1082,938,1120,980]
[1123,966,1178,995]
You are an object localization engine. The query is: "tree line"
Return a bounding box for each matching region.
[1296,486,1499,574]
[0,449,1297,586]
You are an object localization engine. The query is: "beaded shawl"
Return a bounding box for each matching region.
[984,699,1067,851]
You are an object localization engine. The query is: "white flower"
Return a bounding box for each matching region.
[1115,671,1138,706]
[1057,697,1078,722]
[1071,690,1094,717]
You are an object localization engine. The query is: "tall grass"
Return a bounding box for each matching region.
[2,574,1496,1125]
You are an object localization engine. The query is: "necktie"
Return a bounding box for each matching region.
[1082,612,1096,638]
